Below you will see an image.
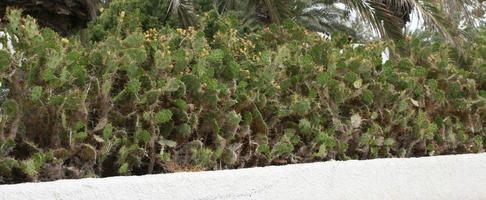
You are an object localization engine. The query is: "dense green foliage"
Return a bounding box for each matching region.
[89,0,485,45]
[0,8,485,183]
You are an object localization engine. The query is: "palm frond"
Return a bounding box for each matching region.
[344,0,411,41]
[296,3,358,37]
[163,0,196,28]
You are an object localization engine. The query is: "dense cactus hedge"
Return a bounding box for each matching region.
[0,9,485,183]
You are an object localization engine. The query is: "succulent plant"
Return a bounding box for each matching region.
[0,8,484,183]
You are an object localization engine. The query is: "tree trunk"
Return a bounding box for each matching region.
[80,28,88,46]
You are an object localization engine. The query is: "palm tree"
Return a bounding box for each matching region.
[162,0,197,29]
[350,0,483,43]
[115,0,484,45]
[253,0,482,43]
[217,0,482,42]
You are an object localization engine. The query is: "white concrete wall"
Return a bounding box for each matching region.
[1,153,485,200]
[0,31,15,54]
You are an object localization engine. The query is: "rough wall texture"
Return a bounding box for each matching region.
[0,153,485,200]
[0,0,97,36]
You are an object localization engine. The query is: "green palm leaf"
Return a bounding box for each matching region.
[163,0,196,28]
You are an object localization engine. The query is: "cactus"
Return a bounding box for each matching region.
[0,8,484,183]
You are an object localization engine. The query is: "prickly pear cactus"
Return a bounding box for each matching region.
[0,8,484,184]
